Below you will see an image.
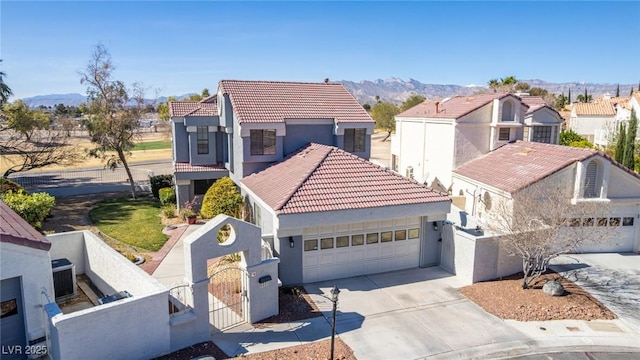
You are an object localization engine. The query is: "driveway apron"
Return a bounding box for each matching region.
[305,267,528,360]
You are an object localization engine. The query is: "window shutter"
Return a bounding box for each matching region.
[583,161,598,198]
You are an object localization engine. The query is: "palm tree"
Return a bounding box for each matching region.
[488,79,500,93]
[0,59,13,106]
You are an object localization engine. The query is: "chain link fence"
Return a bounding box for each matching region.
[8,167,153,191]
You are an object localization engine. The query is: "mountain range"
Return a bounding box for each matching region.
[21,79,636,108]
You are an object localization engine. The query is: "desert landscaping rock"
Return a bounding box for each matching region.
[542,279,565,296]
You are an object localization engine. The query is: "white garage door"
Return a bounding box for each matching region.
[578,212,637,253]
[302,218,422,283]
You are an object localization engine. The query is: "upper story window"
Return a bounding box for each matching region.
[502,101,514,122]
[498,128,510,141]
[583,160,600,198]
[344,128,366,153]
[197,126,209,154]
[532,126,553,144]
[250,129,276,155]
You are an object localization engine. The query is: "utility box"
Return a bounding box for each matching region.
[52,258,77,300]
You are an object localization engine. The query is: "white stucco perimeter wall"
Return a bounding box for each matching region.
[453,230,521,285]
[47,231,167,296]
[50,292,170,360]
[0,242,54,345]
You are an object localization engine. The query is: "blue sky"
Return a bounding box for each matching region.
[2,1,639,99]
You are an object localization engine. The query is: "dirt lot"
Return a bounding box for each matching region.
[1,130,172,175]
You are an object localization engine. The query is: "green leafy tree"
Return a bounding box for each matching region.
[370,101,400,141]
[200,177,243,219]
[400,94,426,112]
[553,92,568,110]
[616,84,620,97]
[577,88,592,103]
[623,109,637,170]
[488,76,519,93]
[615,122,627,164]
[362,103,371,112]
[0,59,12,106]
[157,96,176,121]
[568,88,571,104]
[1,191,55,230]
[80,44,146,199]
[559,129,585,146]
[514,82,531,93]
[631,86,634,96]
[201,88,210,98]
[3,100,50,140]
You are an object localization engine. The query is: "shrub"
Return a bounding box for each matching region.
[1,191,55,229]
[0,178,25,194]
[179,198,197,218]
[158,187,176,206]
[150,174,173,198]
[200,177,243,219]
[161,203,177,218]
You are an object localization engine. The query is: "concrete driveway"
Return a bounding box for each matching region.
[551,253,640,334]
[304,267,528,359]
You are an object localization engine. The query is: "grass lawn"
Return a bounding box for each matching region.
[131,140,172,151]
[90,197,168,251]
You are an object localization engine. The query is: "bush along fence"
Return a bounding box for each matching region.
[8,167,154,190]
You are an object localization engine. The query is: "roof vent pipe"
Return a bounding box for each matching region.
[435,101,440,113]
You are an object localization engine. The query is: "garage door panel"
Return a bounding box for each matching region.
[303,254,318,266]
[365,247,379,259]
[379,246,394,258]
[319,253,334,265]
[335,252,350,263]
[350,249,365,261]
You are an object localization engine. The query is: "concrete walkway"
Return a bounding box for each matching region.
[152,230,640,359]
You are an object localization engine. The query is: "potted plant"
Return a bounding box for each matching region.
[180,199,198,225]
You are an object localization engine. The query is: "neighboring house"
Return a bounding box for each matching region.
[390,93,562,190]
[170,80,375,208]
[1,201,53,360]
[240,143,451,284]
[451,141,640,253]
[611,92,640,141]
[569,102,616,146]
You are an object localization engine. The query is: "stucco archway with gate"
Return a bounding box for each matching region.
[181,215,280,346]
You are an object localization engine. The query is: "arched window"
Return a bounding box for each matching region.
[502,101,513,122]
[583,161,599,198]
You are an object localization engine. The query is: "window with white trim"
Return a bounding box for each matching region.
[197,126,209,154]
[532,126,553,144]
[502,101,513,121]
[499,128,510,141]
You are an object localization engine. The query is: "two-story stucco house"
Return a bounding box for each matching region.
[569,101,616,146]
[170,80,375,207]
[170,80,453,284]
[390,93,563,190]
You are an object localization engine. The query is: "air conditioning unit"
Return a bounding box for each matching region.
[52,258,77,300]
[405,166,414,179]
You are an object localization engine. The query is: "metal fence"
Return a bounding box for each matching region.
[8,167,153,190]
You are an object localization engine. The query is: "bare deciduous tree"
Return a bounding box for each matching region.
[80,44,145,198]
[483,180,612,289]
[0,129,83,177]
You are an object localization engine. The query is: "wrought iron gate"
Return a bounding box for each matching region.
[208,266,248,330]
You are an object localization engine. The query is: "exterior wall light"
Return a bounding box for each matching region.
[433,222,439,231]
[289,237,295,248]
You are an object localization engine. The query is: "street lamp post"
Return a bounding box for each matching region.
[330,285,340,360]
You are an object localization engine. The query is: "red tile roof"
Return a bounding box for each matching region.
[519,96,547,113]
[174,162,227,173]
[397,93,527,119]
[453,141,600,194]
[0,201,51,251]
[241,143,450,215]
[169,96,218,117]
[572,102,615,116]
[218,80,374,124]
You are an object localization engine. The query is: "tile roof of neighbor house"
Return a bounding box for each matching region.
[174,162,227,173]
[572,102,616,116]
[0,201,51,251]
[169,95,218,117]
[453,141,601,194]
[241,143,450,215]
[396,93,528,119]
[218,80,374,124]
[519,96,547,113]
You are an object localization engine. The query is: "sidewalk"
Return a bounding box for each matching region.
[151,223,202,287]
